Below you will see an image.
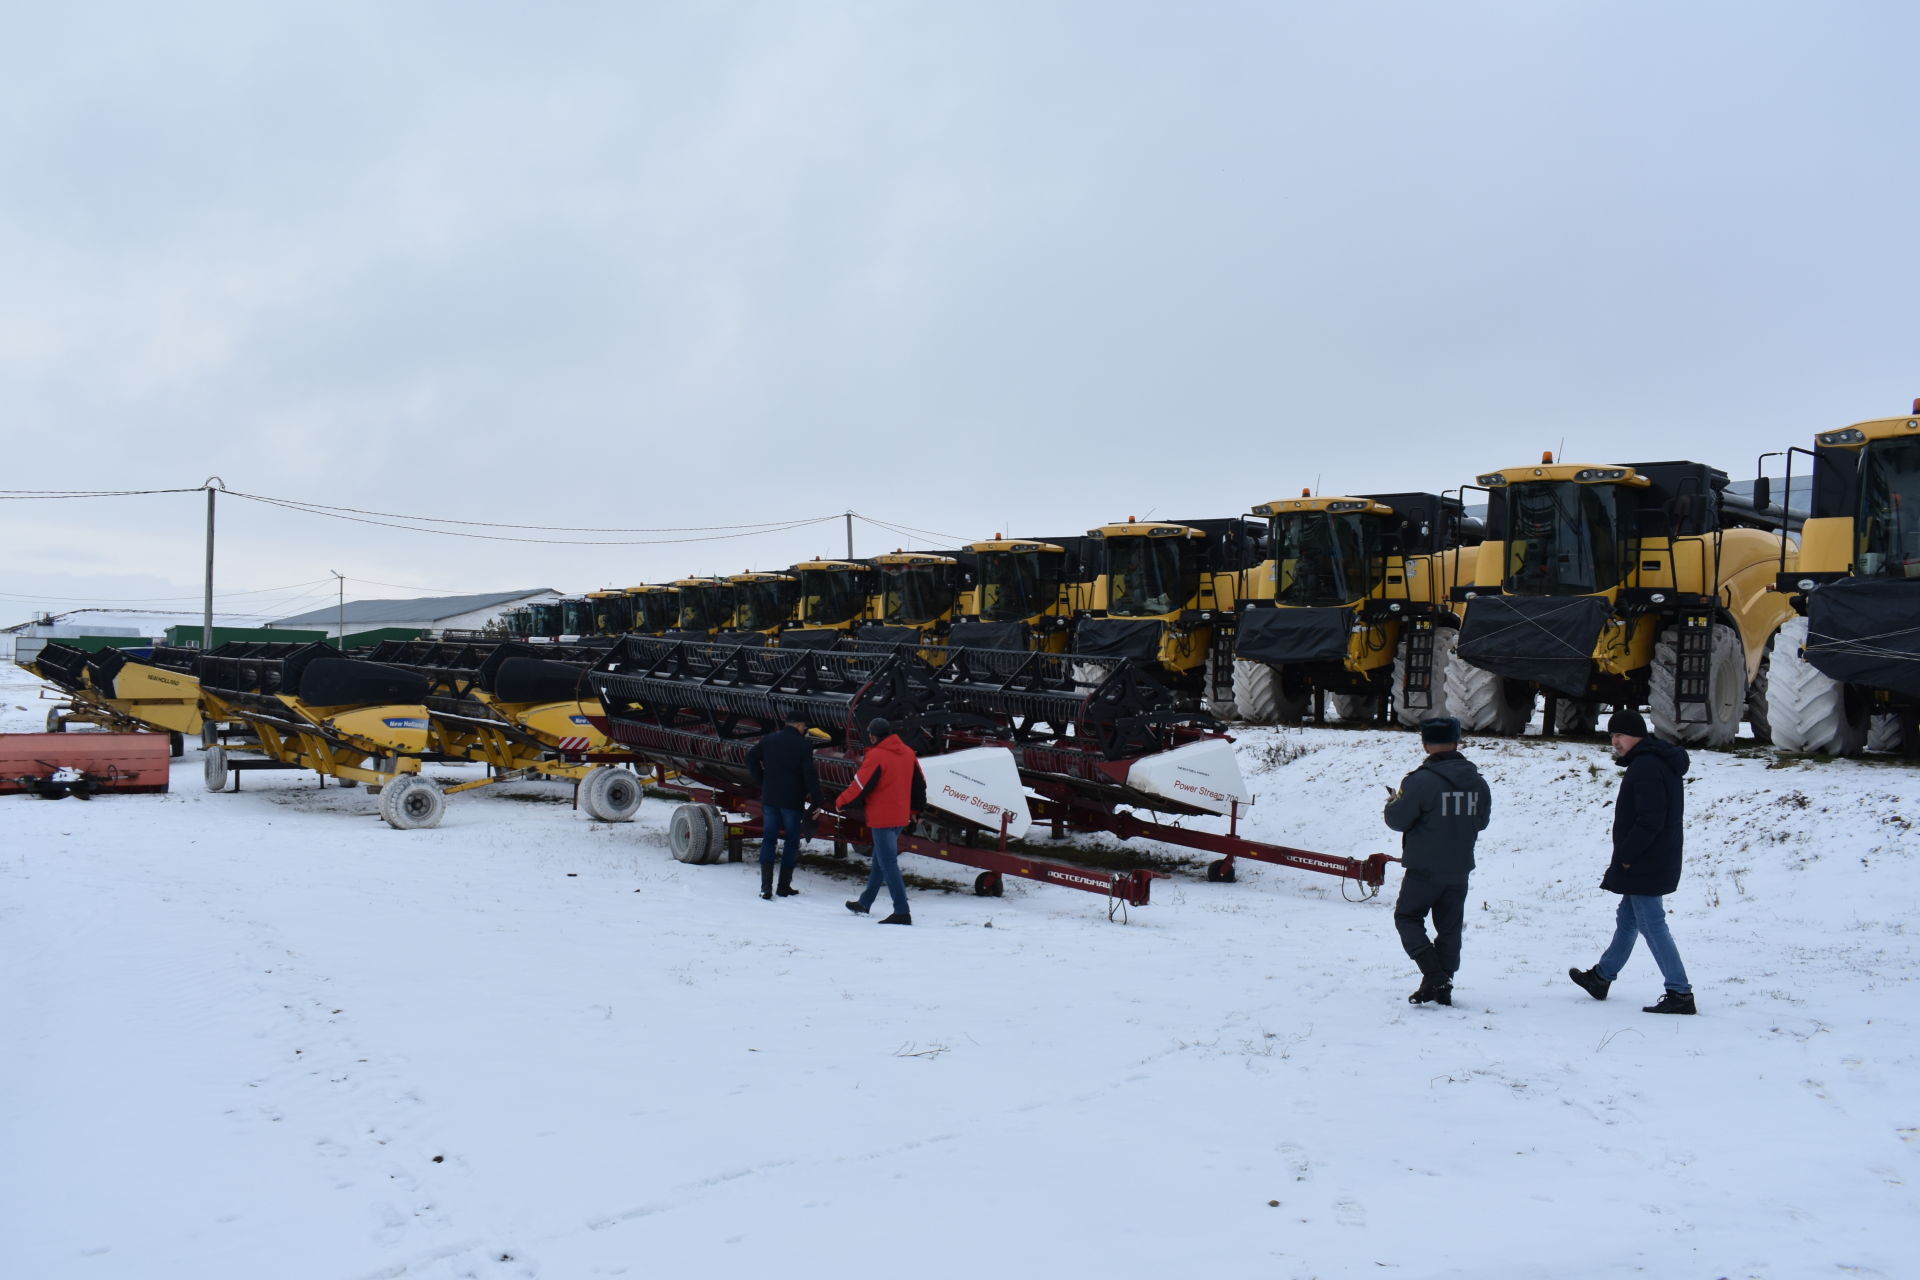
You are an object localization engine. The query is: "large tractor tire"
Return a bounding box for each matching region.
[1867,714,1906,754]
[1203,649,1238,722]
[1325,691,1377,724]
[1231,660,1280,724]
[1551,698,1598,735]
[1392,627,1458,727]
[1745,641,1774,745]
[580,766,643,822]
[1765,616,1867,755]
[1650,624,1744,749]
[379,776,447,830]
[668,802,725,864]
[1445,661,1534,735]
[203,746,228,792]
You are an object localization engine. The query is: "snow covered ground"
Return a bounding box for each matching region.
[2,659,1914,1280]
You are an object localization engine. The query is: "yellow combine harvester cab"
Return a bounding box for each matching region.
[949,537,1092,653]
[1233,492,1482,726]
[719,572,800,646]
[861,553,965,647]
[587,590,633,637]
[779,560,875,649]
[670,578,735,637]
[1765,405,1920,755]
[1078,517,1264,712]
[623,585,681,637]
[1452,456,1799,745]
[525,601,564,640]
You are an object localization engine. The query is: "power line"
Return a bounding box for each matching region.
[0,576,337,604]
[223,491,845,534]
[228,492,845,546]
[0,487,203,499]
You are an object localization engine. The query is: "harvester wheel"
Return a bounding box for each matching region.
[1231,660,1280,725]
[379,776,446,830]
[1393,627,1458,727]
[1766,617,1867,755]
[668,803,718,864]
[45,707,67,733]
[1745,640,1774,744]
[1867,714,1906,754]
[973,872,1004,897]
[580,766,643,823]
[1551,698,1597,735]
[168,732,185,758]
[1445,661,1534,735]
[1203,649,1237,721]
[1206,859,1237,883]
[1651,624,1744,749]
[203,746,228,792]
[1325,692,1376,724]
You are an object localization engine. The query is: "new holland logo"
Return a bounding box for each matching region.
[570,715,591,725]
[382,717,429,730]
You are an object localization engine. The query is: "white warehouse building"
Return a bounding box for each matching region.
[271,588,562,639]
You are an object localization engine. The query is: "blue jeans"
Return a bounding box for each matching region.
[857,826,909,915]
[759,806,806,871]
[1597,894,1691,994]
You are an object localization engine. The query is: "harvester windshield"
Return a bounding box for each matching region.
[978,551,1060,622]
[1502,482,1627,596]
[1859,437,1920,578]
[528,603,562,636]
[631,592,678,633]
[879,567,956,625]
[593,596,634,635]
[734,580,798,630]
[1272,512,1380,606]
[677,585,733,632]
[560,599,595,636]
[1106,538,1188,617]
[800,571,866,626]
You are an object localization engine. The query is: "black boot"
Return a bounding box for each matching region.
[1408,951,1451,1006]
[1569,967,1611,1001]
[878,911,912,925]
[776,867,799,897]
[845,899,870,915]
[759,864,774,901]
[1643,990,1696,1015]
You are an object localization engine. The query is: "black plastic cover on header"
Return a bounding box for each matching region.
[297,658,431,707]
[858,626,924,648]
[1235,607,1351,666]
[947,621,1030,651]
[1456,595,1611,697]
[1074,618,1162,661]
[1806,578,1920,700]
[773,628,845,650]
[703,632,770,648]
[490,658,588,705]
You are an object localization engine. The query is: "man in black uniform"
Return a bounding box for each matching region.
[746,711,827,900]
[1383,717,1493,1006]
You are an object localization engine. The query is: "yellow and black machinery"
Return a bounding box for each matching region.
[777,559,876,649]
[524,600,565,640]
[948,536,1096,652]
[189,641,452,827]
[23,642,198,755]
[715,572,800,646]
[860,552,970,647]
[621,585,681,637]
[1765,404,1920,754]
[1231,491,1483,726]
[1076,517,1266,713]
[1451,455,1800,745]
[669,577,735,638]
[587,590,633,638]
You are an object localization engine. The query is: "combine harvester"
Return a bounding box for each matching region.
[358,638,649,819]
[1231,491,1483,727]
[188,641,453,828]
[1767,404,1920,754]
[947,535,1096,652]
[1451,454,1801,744]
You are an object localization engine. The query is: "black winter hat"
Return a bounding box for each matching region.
[865,717,893,743]
[1606,708,1649,737]
[1420,717,1462,745]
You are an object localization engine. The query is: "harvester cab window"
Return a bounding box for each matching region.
[528,603,562,635]
[881,567,956,625]
[1272,512,1381,607]
[634,594,677,633]
[596,597,635,635]
[1858,437,1920,578]
[735,581,798,631]
[560,600,595,636]
[980,552,1060,622]
[802,573,866,626]
[1503,482,1626,596]
[1107,538,1189,617]
[678,587,731,633]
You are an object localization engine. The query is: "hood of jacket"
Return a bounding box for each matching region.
[866,733,915,765]
[1417,750,1482,788]
[1618,735,1690,777]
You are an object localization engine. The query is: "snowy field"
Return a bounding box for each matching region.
[2,658,1915,1280]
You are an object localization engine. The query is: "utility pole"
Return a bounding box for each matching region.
[202,477,225,648]
[845,510,854,560]
[331,571,346,648]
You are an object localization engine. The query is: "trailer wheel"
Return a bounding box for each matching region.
[580,766,642,822]
[973,872,1004,897]
[203,746,228,792]
[1651,624,1744,749]
[1446,661,1534,735]
[1393,627,1458,727]
[45,707,67,733]
[1206,859,1237,883]
[1766,617,1866,754]
[168,731,185,758]
[379,776,446,830]
[668,802,718,863]
[696,804,728,863]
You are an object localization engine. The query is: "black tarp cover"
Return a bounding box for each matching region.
[297,658,431,707]
[773,628,845,650]
[490,658,588,705]
[1074,618,1162,661]
[1806,578,1920,700]
[1456,595,1612,697]
[704,632,770,648]
[947,621,1030,651]
[857,626,924,648]
[1235,607,1351,666]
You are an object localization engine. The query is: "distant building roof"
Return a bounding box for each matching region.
[272,588,558,628]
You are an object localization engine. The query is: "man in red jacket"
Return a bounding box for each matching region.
[839,718,926,925]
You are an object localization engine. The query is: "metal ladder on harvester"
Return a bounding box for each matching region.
[1399,618,1438,714]
[1673,609,1713,724]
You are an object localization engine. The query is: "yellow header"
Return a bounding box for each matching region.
[1248,496,1395,517]
[1473,463,1652,489]
[1815,414,1920,449]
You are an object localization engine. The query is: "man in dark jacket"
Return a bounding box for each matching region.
[746,711,827,900]
[1569,708,1696,1014]
[838,718,927,926]
[1383,717,1493,1007]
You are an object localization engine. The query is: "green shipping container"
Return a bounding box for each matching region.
[164,625,329,649]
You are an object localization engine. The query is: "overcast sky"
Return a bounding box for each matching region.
[4,1,1917,624]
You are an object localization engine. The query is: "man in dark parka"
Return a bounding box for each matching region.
[1569,708,1696,1014]
[1384,716,1493,1007]
[746,711,827,900]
